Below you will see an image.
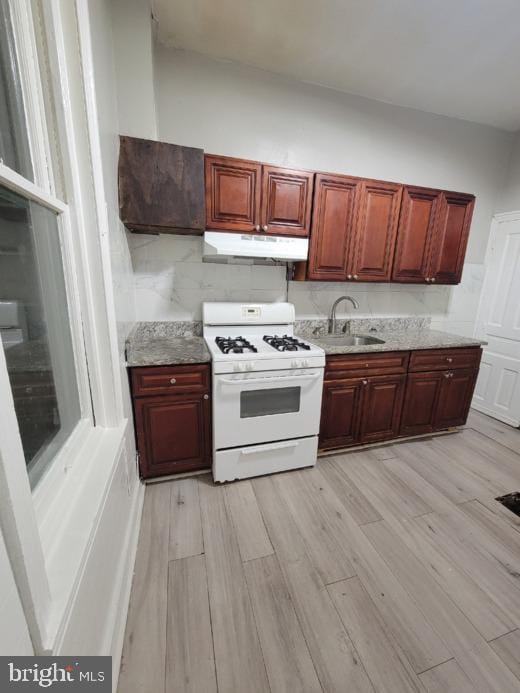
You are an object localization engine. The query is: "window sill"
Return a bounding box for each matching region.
[34,420,134,650]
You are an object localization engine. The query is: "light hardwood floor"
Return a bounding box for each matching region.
[118,410,520,693]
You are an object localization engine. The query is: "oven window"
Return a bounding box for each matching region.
[240,386,301,418]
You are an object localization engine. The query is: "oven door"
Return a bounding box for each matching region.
[213,368,323,450]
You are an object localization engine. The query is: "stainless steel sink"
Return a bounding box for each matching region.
[319,334,386,346]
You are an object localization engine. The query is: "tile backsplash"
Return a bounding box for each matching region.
[130,234,484,337]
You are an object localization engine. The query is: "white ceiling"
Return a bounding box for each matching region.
[151,0,520,132]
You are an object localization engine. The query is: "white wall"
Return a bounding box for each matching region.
[497,132,520,213]
[128,46,513,335]
[112,0,157,140]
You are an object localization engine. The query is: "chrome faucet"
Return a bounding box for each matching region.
[329,295,359,334]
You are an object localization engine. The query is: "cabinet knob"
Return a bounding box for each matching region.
[362,379,368,385]
[431,277,436,282]
[446,357,453,363]
[262,225,268,232]
[254,224,260,231]
[353,274,358,280]
[169,378,177,384]
[444,372,450,378]
[203,394,209,400]
[425,277,430,282]
[347,274,352,279]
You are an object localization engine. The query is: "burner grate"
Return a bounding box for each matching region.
[263,335,311,352]
[215,336,258,354]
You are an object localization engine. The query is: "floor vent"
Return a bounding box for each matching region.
[495,492,520,517]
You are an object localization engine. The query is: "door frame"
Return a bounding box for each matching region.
[473,210,520,426]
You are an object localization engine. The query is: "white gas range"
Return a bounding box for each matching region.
[203,302,325,482]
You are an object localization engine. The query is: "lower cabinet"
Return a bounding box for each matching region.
[320,348,481,451]
[131,364,212,479]
[400,371,444,436]
[359,374,406,443]
[320,378,365,449]
[400,367,479,435]
[320,374,406,449]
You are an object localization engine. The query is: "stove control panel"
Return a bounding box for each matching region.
[291,359,310,368]
[233,362,256,372]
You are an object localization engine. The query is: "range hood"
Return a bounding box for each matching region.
[203,231,308,263]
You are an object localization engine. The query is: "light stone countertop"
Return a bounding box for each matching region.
[125,320,486,367]
[305,328,486,356]
[126,323,210,367]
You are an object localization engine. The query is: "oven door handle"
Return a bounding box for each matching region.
[218,372,322,386]
[240,440,299,455]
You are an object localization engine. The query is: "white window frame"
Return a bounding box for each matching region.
[0,0,128,652]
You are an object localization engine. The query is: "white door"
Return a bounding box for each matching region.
[473,212,520,425]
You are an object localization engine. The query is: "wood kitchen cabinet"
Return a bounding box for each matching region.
[320,373,405,449]
[204,155,262,233]
[399,370,444,435]
[392,186,441,282]
[358,374,406,443]
[434,367,479,429]
[297,176,402,282]
[118,136,205,234]
[306,173,361,280]
[320,347,481,451]
[320,378,364,448]
[392,187,474,284]
[320,352,408,449]
[350,180,402,281]
[205,154,314,237]
[131,364,211,479]
[429,192,475,284]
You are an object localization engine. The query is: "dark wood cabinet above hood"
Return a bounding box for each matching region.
[118,136,205,235]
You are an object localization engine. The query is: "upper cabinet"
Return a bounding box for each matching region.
[392,186,441,283]
[205,154,314,237]
[297,178,474,285]
[204,155,262,233]
[261,165,314,236]
[392,187,474,284]
[118,136,205,234]
[350,180,402,282]
[307,173,361,281]
[118,138,475,285]
[429,192,475,284]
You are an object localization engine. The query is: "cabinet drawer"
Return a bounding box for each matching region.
[325,351,409,379]
[131,364,210,396]
[409,348,481,373]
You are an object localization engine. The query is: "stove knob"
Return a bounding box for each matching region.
[291,360,299,368]
[301,359,309,368]
[245,362,254,371]
[233,363,243,372]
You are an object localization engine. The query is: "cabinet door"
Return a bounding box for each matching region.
[319,378,364,449]
[359,374,406,443]
[434,368,478,429]
[350,180,402,281]
[307,173,360,281]
[400,371,443,436]
[134,393,211,479]
[205,155,261,232]
[261,165,314,237]
[429,192,475,284]
[392,186,440,282]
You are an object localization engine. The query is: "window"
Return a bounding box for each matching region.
[0,0,87,489]
[0,186,81,487]
[0,0,32,179]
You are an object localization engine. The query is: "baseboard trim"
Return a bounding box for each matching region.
[318,428,460,458]
[108,479,145,692]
